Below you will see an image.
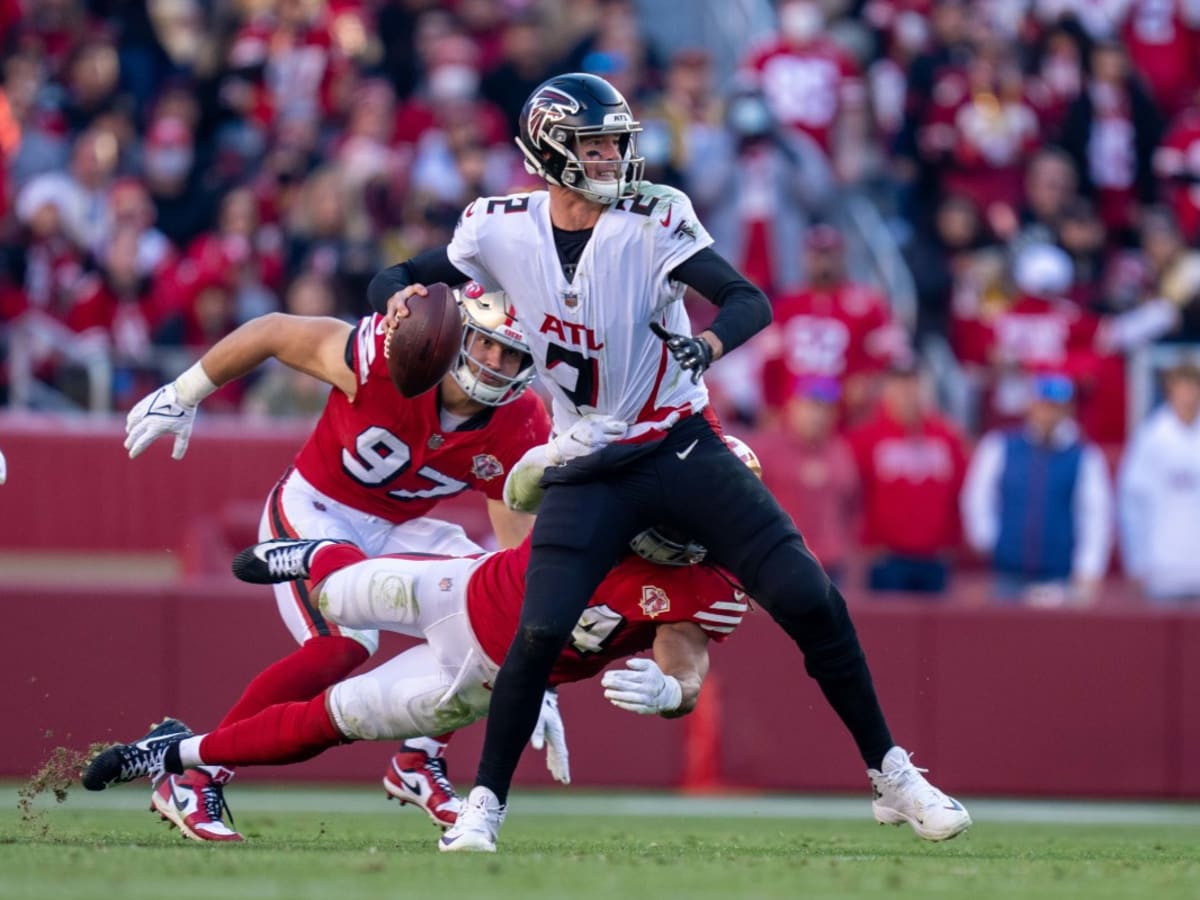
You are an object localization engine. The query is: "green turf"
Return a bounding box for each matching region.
[2,788,1198,900]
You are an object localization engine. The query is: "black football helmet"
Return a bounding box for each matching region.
[516,72,644,204]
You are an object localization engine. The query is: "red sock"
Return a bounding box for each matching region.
[200,692,345,766]
[217,635,369,728]
[310,543,369,585]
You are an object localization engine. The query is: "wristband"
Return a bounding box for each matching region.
[173,362,219,408]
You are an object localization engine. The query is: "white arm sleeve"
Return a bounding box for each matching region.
[961,432,1005,555]
[1072,444,1115,582]
[1116,430,1151,580]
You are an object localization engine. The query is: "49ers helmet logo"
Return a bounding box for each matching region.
[526,86,581,148]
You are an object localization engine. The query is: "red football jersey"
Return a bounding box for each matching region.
[466,539,750,686]
[741,38,864,152]
[1121,0,1200,117]
[760,282,898,409]
[292,315,551,521]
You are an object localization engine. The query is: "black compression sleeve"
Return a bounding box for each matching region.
[366,247,470,314]
[669,247,772,353]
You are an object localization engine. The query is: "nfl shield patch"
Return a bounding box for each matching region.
[472,454,504,481]
[639,585,670,618]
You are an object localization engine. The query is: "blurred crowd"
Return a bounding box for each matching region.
[3,0,1200,603]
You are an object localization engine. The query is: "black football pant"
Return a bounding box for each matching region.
[475,414,893,802]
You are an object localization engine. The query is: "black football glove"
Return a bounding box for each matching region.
[649,322,713,384]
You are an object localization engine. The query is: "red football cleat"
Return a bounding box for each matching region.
[383,748,462,828]
[151,769,243,842]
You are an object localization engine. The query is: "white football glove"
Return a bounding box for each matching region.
[124,383,198,460]
[0,446,7,484]
[529,688,570,784]
[601,658,683,716]
[545,414,627,466]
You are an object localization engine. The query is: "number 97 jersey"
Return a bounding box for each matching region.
[293,315,551,522]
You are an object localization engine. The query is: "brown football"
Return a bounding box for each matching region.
[384,283,463,398]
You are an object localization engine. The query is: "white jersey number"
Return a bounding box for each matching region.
[342,425,468,500]
[570,604,625,655]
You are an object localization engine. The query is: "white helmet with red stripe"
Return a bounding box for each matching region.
[453,282,536,406]
[629,435,763,566]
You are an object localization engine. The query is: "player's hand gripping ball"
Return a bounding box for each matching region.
[384,282,464,397]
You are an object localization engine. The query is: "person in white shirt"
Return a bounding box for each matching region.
[369,72,970,852]
[1119,361,1200,602]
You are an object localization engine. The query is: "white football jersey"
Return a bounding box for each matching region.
[447,183,714,438]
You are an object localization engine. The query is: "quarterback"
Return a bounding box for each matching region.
[120,286,550,839]
[369,73,971,851]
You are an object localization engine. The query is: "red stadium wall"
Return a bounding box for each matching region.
[2,415,1198,797]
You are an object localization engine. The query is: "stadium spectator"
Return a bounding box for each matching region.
[761,224,902,423]
[1117,0,1200,120]
[241,274,337,418]
[961,373,1113,605]
[1118,359,1200,603]
[906,192,996,343]
[756,376,859,585]
[1154,84,1200,244]
[739,0,868,177]
[698,88,835,300]
[959,242,1100,430]
[480,11,557,139]
[285,165,379,318]
[1060,39,1163,244]
[1134,206,1200,342]
[637,47,725,191]
[143,114,215,248]
[849,359,968,595]
[995,146,1079,253]
[915,36,1040,221]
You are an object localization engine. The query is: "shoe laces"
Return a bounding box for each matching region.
[199,780,237,830]
[423,756,458,801]
[267,543,309,578]
[118,742,172,782]
[879,751,946,807]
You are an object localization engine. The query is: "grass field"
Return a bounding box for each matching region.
[3,785,1199,900]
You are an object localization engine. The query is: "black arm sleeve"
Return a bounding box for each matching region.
[366,247,471,315]
[669,247,772,354]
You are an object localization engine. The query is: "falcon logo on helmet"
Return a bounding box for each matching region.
[452,283,537,407]
[526,87,582,150]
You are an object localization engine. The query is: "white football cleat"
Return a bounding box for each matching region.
[868,746,972,841]
[438,786,506,853]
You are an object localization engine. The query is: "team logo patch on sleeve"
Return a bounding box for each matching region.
[438,577,453,591]
[673,219,698,242]
[639,585,671,618]
[471,454,505,481]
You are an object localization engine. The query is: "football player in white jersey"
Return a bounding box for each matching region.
[369,73,971,852]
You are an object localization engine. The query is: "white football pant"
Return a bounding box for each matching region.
[259,468,484,655]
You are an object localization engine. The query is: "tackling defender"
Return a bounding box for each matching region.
[81,441,760,802]
[369,72,972,850]
[121,285,552,839]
